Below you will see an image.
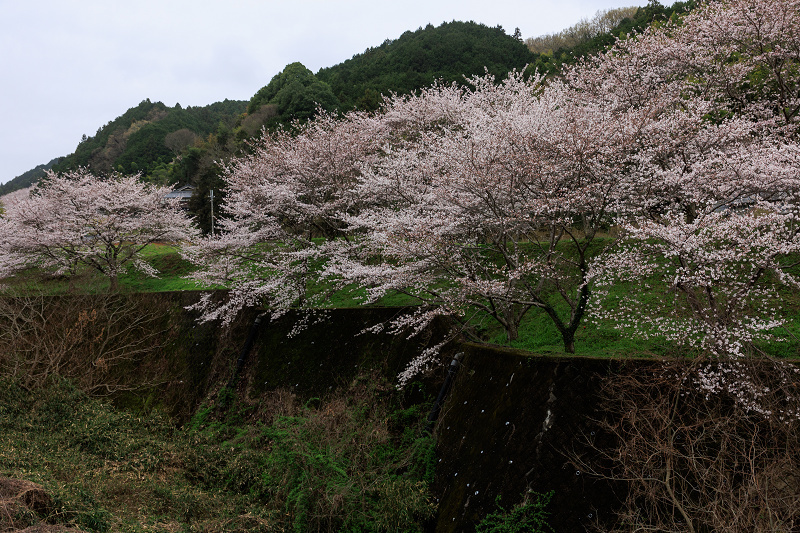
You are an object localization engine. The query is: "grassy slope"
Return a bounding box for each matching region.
[3,243,798,360]
[0,244,200,294]
[0,377,435,533]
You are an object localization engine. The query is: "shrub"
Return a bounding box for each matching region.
[476,490,554,533]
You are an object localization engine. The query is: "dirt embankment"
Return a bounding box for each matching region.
[0,477,85,533]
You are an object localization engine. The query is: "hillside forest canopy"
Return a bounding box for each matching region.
[2,7,698,221]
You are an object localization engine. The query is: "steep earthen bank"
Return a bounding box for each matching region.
[6,291,639,531]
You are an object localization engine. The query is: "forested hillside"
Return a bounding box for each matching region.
[316,21,536,110]
[3,2,695,221]
[52,99,247,177]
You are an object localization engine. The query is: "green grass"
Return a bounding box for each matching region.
[4,241,800,361]
[475,303,682,359]
[116,244,203,292]
[0,376,436,533]
[0,244,201,294]
[473,266,800,360]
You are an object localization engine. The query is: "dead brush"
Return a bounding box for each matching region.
[0,293,165,393]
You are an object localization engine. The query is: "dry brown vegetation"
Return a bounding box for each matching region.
[0,294,166,394]
[525,7,640,54]
[579,359,800,532]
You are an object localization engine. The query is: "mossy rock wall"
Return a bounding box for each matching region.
[245,307,448,398]
[430,345,639,533]
[93,292,450,420]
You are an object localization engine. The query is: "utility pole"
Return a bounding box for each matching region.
[210,189,215,237]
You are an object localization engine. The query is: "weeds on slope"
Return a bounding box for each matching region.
[0,375,436,532]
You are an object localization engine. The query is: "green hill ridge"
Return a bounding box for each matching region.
[2,4,695,202]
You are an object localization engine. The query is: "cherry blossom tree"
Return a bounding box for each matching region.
[682,0,800,130]
[322,70,666,366]
[573,0,800,421]
[0,187,32,217]
[565,0,800,131]
[583,0,800,357]
[0,169,198,291]
[184,110,388,323]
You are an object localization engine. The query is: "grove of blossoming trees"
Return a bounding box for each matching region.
[0,170,198,291]
[186,0,800,386]
[582,0,800,360]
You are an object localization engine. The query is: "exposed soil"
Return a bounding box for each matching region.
[0,477,85,533]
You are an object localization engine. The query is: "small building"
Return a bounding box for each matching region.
[164,184,195,202]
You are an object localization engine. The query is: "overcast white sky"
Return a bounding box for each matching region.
[0,0,647,185]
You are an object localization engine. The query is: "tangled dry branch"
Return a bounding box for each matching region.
[578,359,800,532]
[0,294,166,394]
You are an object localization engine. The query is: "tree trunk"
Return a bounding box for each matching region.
[506,323,519,342]
[562,332,575,354]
